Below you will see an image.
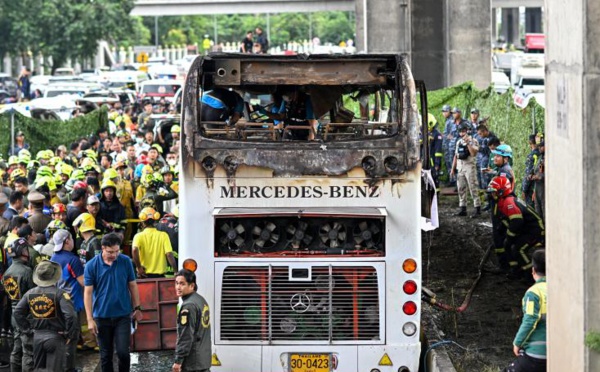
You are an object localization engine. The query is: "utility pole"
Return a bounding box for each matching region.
[155,16,159,53]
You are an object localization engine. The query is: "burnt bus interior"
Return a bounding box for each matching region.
[194,54,408,142]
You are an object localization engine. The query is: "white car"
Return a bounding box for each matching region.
[492,71,511,94]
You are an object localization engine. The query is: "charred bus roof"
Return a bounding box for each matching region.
[181,53,420,178]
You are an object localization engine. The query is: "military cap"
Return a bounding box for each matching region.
[28,191,46,203]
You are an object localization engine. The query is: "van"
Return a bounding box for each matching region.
[139,79,183,103]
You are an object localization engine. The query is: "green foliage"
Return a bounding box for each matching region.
[141,11,355,48]
[427,82,544,187]
[0,108,108,157]
[585,331,600,353]
[163,29,188,46]
[0,0,135,72]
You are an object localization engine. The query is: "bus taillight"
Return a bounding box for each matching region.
[403,280,417,295]
[402,301,417,315]
[402,259,417,273]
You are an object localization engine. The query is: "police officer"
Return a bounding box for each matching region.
[27,191,52,243]
[450,122,481,217]
[3,238,35,372]
[173,269,211,372]
[441,105,457,186]
[13,260,78,372]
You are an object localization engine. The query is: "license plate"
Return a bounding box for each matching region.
[289,354,331,372]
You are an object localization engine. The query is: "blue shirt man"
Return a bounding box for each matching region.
[51,230,85,312]
[84,233,142,371]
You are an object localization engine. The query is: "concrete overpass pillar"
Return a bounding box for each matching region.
[501,8,520,45]
[444,0,492,88]
[356,0,491,89]
[355,0,411,54]
[410,0,445,89]
[525,7,543,33]
[546,0,600,370]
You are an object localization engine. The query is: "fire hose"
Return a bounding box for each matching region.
[422,240,493,313]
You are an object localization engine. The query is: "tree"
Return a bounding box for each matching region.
[163,29,188,46]
[1,0,136,73]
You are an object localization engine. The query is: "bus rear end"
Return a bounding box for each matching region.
[180,54,422,372]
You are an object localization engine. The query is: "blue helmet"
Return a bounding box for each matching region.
[492,144,513,158]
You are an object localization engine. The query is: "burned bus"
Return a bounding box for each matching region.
[180,53,424,372]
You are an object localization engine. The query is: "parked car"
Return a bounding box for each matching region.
[0,73,19,98]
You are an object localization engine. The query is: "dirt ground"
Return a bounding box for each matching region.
[422,193,531,372]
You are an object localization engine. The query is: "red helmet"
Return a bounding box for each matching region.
[52,203,67,214]
[487,176,511,198]
[136,154,148,165]
[73,181,88,190]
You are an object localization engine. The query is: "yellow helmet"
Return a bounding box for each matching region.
[82,149,98,162]
[57,163,74,177]
[101,178,117,191]
[141,172,154,188]
[70,168,85,181]
[36,150,52,160]
[54,174,64,186]
[35,176,57,191]
[103,168,119,180]
[171,125,181,133]
[73,213,97,233]
[18,153,31,164]
[8,156,19,167]
[19,149,31,158]
[9,168,25,182]
[427,113,438,131]
[48,156,62,166]
[139,207,160,221]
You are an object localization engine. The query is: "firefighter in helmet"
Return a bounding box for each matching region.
[487,176,545,279]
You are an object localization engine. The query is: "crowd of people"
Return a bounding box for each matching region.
[427,106,548,371]
[0,97,214,371]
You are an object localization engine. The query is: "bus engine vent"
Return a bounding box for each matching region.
[220,265,380,343]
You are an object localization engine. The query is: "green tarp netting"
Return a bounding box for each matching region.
[1,107,108,158]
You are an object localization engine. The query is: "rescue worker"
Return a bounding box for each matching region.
[521,135,540,207]
[13,260,78,372]
[427,113,443,187]
[3,238,35,372]
[140,171,178,216]
[487,144,515,187]
[73,213,101,266]
[200,88,245,127]
[450,122,481,217]
[132,207,176,278]
[172,269,212,372]
[441,105,457,186]
[107,165,135,241]
[504,249,547,372]
[487,176,545,277]
[157,206,179,274]
[99,179,125,233]
[531,140,545,220]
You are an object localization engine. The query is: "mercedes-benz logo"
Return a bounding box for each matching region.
[290,292,311,313]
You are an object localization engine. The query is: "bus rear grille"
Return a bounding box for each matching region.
[220,266,380,342]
